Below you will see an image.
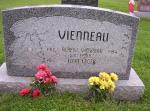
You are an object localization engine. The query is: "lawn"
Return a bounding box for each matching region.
[0,0,150,111]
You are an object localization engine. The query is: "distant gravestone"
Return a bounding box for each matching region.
[135,0,150,18]
[2,5,139,80]
[62,0,98,7]
[138,0,150,12]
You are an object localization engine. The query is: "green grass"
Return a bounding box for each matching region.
[0,92,150,111]
[0,0,150,111]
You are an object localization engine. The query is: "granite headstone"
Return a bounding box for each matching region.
[3,5,139,80]
[62,0,98,7]
[1,5,144,101]
[135,0,150,18]
[138,0,150,12]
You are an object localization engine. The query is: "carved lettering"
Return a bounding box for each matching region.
[58,30,109,42]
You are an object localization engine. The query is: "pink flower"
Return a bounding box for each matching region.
[19,88,30,96]
[37,64,47,71]
[45,70,52,77]
[32,88,40,97]
[51,75,58,84]
[35,71,47,80]
[43,77,51,84]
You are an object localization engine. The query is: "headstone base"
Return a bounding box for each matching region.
[0,63,144,101]
[134,11,150,18]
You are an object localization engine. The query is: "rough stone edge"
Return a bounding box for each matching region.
[134,11,150,18]
[2,4,138,18]
[0,63,144,101]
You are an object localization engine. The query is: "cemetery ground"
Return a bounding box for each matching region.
[0,0,150,111]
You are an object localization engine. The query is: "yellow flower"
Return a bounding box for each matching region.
[99,72,111,81]
[89,82,94,86]
[88,77,100,86]
[100,85,105,90]
[108,80,116,92]
[110,73,118,81]
[88,72,118,93]
[98,80,109,90]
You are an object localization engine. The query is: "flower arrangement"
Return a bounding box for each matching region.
[19,64,58,97]
[88,72,118,101]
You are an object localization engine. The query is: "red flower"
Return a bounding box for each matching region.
[32,88,40,97]
[51,75,58,84]
[35,71,47,80]
[37,64,47,71]
[45,70,52,77]
[129,3,134,13]
[35,72,42,80]
[19,88,30,96]
[43,77,51,84]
